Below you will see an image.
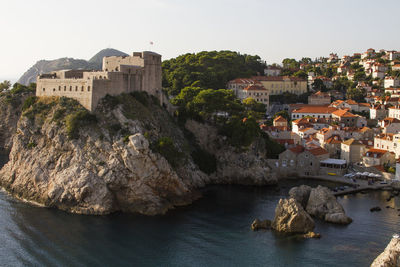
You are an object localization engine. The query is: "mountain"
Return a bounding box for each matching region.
[17,48,128,85]
[88,48,129,66]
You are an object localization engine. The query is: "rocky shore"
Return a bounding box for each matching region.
[371,235,400,267]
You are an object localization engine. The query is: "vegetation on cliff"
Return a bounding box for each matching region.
[162,51,266,96]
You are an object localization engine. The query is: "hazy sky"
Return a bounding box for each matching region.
[1,0,399,80]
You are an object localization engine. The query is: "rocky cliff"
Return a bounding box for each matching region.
[371,235,400,267]
[185,120,277,185]
[0,92,276,215]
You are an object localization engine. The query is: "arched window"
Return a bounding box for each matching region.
[58,86,61,91]
[53,88,55,91]
[81,86,84,91]
[88,86,91,92]
[75,86,78,91]
[70,86,72,91]
[43,88,45,92]
[64,86,66,91]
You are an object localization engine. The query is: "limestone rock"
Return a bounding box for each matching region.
[251,219,271,231]
[371,235,400,267]
[306,185,352,225]
[303,231,321,239]
[185,119,277,185]
[289,185,312,208]
[272,198,315,234]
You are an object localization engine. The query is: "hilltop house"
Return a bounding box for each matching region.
[363,149,396,167]
[340,138,366,164]
[308,91,331,105]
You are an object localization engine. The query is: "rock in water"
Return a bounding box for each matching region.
[306,186,352,224]
[272,198,315,234]
[303,232,321,239]
[251,219,271,231]
[370,207,382,212]
[371,235,400,267]
[289,185,312,208]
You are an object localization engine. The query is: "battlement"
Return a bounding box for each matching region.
[36,51,162,111]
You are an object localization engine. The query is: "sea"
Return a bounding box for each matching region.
[0,176,398,267]
[0,147,397,267]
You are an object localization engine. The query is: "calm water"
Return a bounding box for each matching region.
[0,178,399,267]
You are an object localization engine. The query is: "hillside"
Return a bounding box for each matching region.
[17,48,128,85]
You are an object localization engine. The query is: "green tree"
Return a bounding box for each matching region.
[293,70,308,79]
[0,80,11,91]
[346,87,365,102]
[312,79,326,91]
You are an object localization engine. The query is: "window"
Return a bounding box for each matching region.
[88,86,91,92]
[53,88,55,91]
[75,86,78,91]
[43,88,45,92]
[70,86,72,91]
[58,86,61,91]
[81,86,84,91]
[64,86,66,91]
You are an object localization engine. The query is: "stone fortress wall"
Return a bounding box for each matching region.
[36,51,164,111]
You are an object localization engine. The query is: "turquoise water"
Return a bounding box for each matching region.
[0,179,399,266]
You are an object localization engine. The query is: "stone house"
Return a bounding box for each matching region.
[370,104,387,120]
[239,84,269,108]
[322,135,342,158]
[379,117,400,134]
[273,116,288,127]
[340,138,366,164]
[277,145,322,177]
[363,149,396,167]
[308,91,331,105]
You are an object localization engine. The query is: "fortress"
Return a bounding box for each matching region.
[36,51,164,111]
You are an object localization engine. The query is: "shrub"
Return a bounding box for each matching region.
[191,146,217,174]
[22,96,37,111]
[123,135,130,143]
[27,142,37,149]
[151,137,183,168]
[130,91,148,106]
[65,110,97,139]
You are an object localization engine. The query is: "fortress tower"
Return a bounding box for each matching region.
[36,51,163,111]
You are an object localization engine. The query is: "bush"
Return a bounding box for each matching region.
[130,91,148,106]
[151,137,183,168]
[191,147,217,174]
[27,142,37,149]
[22,96,38,111]
[65,110,97,139]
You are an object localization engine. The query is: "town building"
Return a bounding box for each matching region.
[36,51,163,111]
[252,76,307,96]
[384,77,400,88]
[370,104,388,120]
[363,149,396,167]
[264,66,282,76]
[239,84,269,107]
[291,106,337,120]
[340,138,366,164]
[379,117,400,134]
[308,91,331,105]
[388,106,400,119]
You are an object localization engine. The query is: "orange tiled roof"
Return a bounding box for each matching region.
[326,135,342,144]
[273,116,287,123]
[243,84,267,91]
[292,106,338,114]
[364,148,391,158]
[307,147,329,156]
[332,109,357,118]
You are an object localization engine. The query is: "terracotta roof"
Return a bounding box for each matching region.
[299,127,315,132]
[332,109,357,118]
[358,103,371,107]
[381,117,400,124]
[325,135,342,144]
[227,78,254,84]
[243,84,267,91]
[273,116,287,123]
[292,106,338,114]
[375,133,394,141]
[342,138,365,146]
[307,147,329,156]
[289,145,305,154]
[252,76,306,82]
[345,100,358,105]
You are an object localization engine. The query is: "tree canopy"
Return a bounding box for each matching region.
[162,51,266,96]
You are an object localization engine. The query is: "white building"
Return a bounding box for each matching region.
[384,77,400,88]
[388,106,400,119]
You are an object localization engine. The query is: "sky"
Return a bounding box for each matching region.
[1,0,399,81]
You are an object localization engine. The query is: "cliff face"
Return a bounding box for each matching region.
[0,94,207,215]
[0,93,276,215]
[185,120,277,185]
